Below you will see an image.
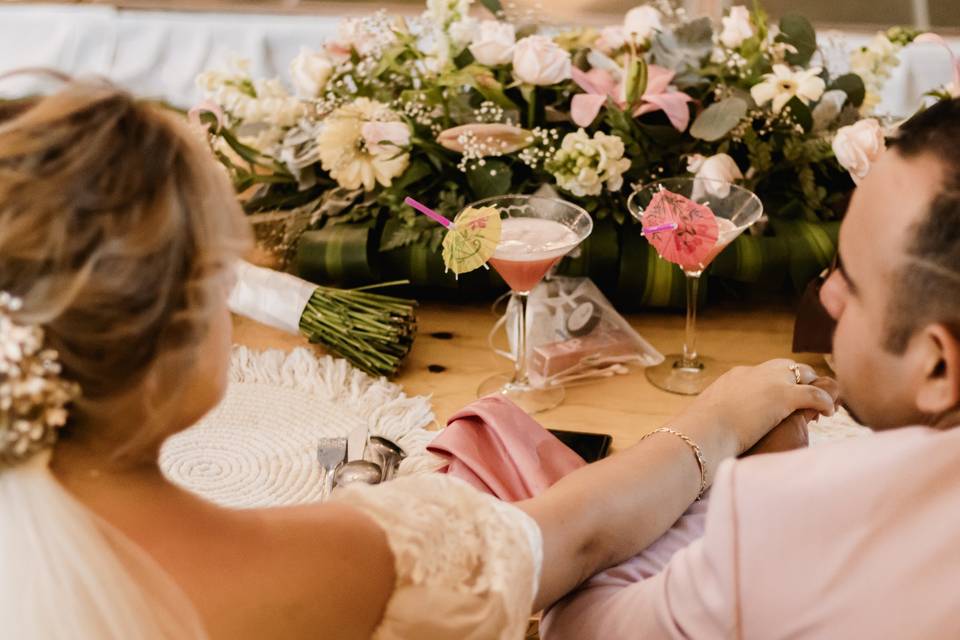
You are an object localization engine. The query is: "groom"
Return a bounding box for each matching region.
[542,96,960,639]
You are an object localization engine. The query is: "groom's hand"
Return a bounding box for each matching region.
[743,376,839,456]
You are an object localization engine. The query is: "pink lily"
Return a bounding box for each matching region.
[436,123,532,155]
[570,64,694,131]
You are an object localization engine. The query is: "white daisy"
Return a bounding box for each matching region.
[750,65,826,114]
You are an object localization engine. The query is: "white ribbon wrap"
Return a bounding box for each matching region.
[228,260,316,335]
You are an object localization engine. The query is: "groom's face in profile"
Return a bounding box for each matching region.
[820,149,946,429]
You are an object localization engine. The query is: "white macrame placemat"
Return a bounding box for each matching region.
[160,345,871,509]
[160,346,443,509]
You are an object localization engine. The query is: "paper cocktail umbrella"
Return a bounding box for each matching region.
[404,197,502,276]
[641,188,719,272]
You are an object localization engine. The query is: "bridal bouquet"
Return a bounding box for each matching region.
[195,0,922,298]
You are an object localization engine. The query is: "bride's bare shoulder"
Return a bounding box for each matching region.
[189,501,397,639]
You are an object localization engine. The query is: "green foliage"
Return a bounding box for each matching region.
[828,74,866,107]
[650,17,714,72]
[775,15,817,66]
[624,58,649,108]
[783,97,813,133]
[477,0,503,17]
[467,160,513,199]
[198,0,897,256]
[742,127,773,174]
[691,98,748,141]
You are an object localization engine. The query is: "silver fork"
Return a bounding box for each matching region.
[317,437,347,501]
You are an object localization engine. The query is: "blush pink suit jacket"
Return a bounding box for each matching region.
[542,425,960,639]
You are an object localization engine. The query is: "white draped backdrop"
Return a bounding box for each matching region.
[0,3,957,115]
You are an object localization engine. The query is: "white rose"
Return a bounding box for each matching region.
[289,48,334,98]
[720,6,754,49]
[469,21,516,66]
[512,35,572,86]
[832,118,886,184]
[361,121,412,155]
[624,6,663,43]
[688,153,743,198]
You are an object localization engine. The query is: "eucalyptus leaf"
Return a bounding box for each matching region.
[674,17,714,52]
[649,18,713,73]
[775,15,817,66]
[690,97,748,141]
[828,73,866,107]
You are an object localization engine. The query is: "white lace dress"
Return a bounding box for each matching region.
[332,474,543,640]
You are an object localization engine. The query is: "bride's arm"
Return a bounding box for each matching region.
[520,359,837,610]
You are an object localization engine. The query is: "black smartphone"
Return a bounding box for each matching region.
[548,429,612,464]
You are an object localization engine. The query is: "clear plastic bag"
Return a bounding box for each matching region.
[489,276,664,388]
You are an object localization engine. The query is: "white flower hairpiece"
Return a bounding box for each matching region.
[0,292,80,466]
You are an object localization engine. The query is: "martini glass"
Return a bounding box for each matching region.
[475,195,593,414]
[628,177,763,395]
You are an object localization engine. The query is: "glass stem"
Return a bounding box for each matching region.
[512,292,530,385]
[682,274,700,368]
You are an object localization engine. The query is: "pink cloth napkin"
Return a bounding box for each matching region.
[427,395,586,502]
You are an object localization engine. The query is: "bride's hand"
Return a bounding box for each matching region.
[677,359,838,456]
[744,376,840,456]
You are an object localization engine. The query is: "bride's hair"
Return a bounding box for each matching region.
[0,78,250,457]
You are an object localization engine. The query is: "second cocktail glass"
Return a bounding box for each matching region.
[628,177,763,395]
[474,195,593,414]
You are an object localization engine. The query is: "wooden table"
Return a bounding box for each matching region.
[233,296,825,451]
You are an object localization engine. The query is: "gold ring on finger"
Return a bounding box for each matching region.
[789,363,803,385]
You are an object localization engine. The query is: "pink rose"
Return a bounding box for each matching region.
[832,119,885,184]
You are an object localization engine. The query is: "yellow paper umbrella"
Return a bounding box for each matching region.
[441,205,502,276]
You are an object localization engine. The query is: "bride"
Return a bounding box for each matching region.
[0,79,837,639]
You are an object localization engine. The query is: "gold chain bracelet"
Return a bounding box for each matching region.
[641,427,708,501]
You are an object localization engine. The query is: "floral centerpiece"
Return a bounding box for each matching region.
[195,0,924,307]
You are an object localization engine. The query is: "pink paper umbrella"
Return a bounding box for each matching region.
[642,189,719,272]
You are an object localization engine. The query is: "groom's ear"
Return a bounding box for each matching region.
[914,323,960,417]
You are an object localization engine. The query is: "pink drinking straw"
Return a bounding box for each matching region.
[642,222,679,235]
[404,196,453,229]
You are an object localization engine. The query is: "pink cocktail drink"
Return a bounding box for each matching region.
[489,255,564,293]
[488,218,580,293]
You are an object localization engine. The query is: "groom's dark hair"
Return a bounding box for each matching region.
[883,97,960,353]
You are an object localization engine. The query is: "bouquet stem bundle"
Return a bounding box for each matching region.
[298,282,417,377]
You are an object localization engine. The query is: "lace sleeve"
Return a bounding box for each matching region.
[332,474,543,640]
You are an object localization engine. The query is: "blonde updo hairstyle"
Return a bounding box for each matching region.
[0,77,251,460]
